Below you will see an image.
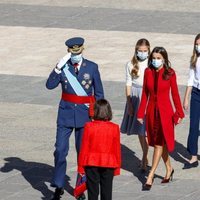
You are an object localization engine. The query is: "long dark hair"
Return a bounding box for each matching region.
[191,33,200,68]
[93,99,112,121]
[148,47,173,80]
[131,38,150,77]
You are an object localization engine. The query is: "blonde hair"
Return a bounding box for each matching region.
[131,38,150,77]
[191,33,200,68]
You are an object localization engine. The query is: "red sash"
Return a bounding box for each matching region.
[61,93,95,117]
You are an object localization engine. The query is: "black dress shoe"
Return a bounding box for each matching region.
[51,187,64,200]
[183,161,199,169]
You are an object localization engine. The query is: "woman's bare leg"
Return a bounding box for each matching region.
[138,135,149,169]
[146,145,163,184]
[162,145,173,179]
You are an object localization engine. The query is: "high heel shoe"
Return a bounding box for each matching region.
[161,169,174,183]
[142,178,154,191]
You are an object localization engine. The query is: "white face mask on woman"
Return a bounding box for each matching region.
[152,59,163,69]
[195,45,200,53]
[137,51,148,61]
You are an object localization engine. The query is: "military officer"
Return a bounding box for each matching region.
[46,37,104,200]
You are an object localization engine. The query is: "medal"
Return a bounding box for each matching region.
[81,80,86,85]
[83,73,90,80]
[85,84,89,89]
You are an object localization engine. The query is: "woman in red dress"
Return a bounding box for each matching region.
[137,47,184,190]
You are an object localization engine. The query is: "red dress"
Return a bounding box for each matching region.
[152,70,165,146]
[137,67,184,152]
[78,120,121,175]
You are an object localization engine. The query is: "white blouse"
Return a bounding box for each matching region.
[125,59,148,87]
[187,57,200,89]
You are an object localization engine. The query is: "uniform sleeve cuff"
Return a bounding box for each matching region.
[54,68,61,74]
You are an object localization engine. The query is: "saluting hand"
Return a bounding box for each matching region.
[56,52,71,70]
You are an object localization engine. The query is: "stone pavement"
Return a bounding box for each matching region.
[0,1,200,199]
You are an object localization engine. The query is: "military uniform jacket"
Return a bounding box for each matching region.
[46,58,104,128]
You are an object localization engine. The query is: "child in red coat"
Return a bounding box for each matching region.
[78,99,121,200]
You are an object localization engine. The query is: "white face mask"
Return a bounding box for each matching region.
[71,54,82,64]
[137,51,148,60]
[195,45,200,53]
[152,59,163,69]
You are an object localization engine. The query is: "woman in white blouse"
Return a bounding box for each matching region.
[121,38,150,171]
[183,33,200,169]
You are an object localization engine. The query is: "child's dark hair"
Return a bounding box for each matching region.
[93,99,112,121]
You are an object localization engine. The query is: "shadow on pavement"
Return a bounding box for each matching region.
[170,140,190,164]
[121,144,164,186]
[121,144,145,184]
[0,157,74,199]
[121,144,162,185]
[170,140,200,164]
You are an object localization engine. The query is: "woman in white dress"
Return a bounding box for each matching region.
[121,38,150,171]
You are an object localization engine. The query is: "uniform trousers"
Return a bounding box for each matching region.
[85,166,114,200]
[52,126,84,188]
[187,87,200,155]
